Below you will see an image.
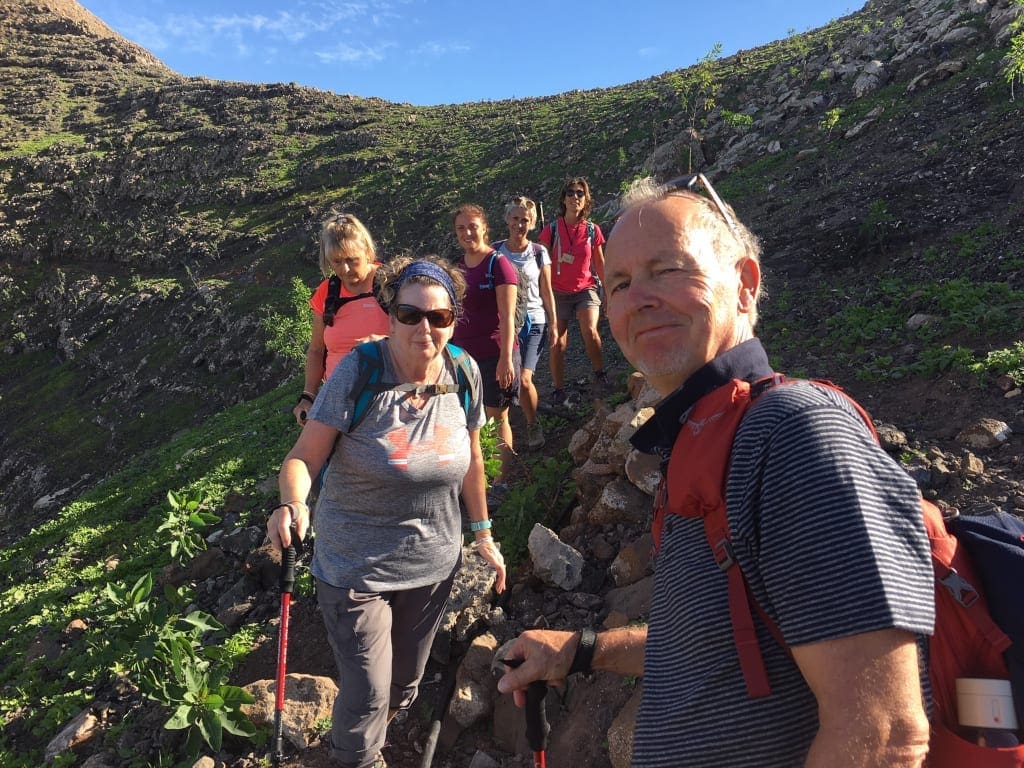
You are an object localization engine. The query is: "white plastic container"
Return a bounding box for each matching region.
[957,678,1020,747]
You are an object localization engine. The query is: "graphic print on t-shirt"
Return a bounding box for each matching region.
[386,423,456,469]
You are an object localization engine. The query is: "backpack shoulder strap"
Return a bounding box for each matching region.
[586,220,596,245]
[532,241,545,269]
[347,340,395,433]
[323,275,343,326]
[444,343,475,418]
[324,275,375,327]
[482,250,500,290]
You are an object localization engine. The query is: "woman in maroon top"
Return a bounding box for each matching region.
[450,203,520,486]
[537,178,609,406]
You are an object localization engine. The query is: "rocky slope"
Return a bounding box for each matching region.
[1,0,1023,765]
[1,0,1022,525]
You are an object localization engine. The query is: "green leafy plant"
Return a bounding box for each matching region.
[493,450,575,566]
[858,198,896,254]
[970,341,1024,386]
[720,109,754,134]
[262,276,315,364]
[479,419,503,485]
[157,489,220,565]
[96,572,256,759]
[163,666,256,758]
[1006,0,1024,99]
[678,44,723,169]
[818,107,842,139]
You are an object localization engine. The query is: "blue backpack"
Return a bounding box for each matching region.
[346,340,475,433]
[947,511,1024,727]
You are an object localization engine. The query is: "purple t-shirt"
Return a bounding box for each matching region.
[452,252,519,361]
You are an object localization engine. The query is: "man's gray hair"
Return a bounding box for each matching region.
[615,176,764,324]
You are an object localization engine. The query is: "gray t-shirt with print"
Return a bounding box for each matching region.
[308,342,486,592]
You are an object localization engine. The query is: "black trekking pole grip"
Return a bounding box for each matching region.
[524,679,549,760]
[280,541,298,594]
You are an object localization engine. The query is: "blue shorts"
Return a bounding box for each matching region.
[517,322,547,372]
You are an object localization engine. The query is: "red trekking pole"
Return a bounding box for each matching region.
[272,531,302,766]
[501,659,550,768]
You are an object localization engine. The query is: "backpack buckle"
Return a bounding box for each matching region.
[938,569,979,608]
[713,538,736,571]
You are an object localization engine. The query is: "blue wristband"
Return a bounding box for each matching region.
[470,519,492,532]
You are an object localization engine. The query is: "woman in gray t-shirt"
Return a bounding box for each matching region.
[268,256,506,768]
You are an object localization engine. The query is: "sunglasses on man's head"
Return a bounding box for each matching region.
[565,189,586,199]
[392,304,456,328]
[655,174,738,234]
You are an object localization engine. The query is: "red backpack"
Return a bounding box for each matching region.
[652,375,1022,766]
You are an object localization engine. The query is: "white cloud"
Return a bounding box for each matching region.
[638,46,661,58]
[412,41,471,58]
[314,41,395,64]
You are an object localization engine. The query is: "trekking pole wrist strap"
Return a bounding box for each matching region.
[568,628,597,676]
[272,501,308,517]
[298,392,315,405]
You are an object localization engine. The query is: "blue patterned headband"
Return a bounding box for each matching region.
[395,261,459,312]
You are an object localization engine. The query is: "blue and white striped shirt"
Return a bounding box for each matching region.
[630,341,933,767]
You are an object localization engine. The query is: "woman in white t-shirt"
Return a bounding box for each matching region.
[494,196,556,448]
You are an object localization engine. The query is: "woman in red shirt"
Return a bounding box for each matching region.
[537,178,609,407]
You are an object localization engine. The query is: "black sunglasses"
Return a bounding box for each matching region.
[392,304,456,328]
[565,189,586,199]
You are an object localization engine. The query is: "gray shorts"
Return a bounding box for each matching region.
[317,566,457,767]
[554,287,601,326]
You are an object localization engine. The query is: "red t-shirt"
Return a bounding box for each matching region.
[452,252,519,361]
[537,218,605,294]
[310,275,389,379]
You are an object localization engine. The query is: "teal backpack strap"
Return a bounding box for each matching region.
[586,220,595,246]
[347,340,394,433]
[444,343,474,419]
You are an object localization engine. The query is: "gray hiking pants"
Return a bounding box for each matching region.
[317,570,456,768]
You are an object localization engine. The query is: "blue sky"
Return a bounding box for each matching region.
[79,0,864,106]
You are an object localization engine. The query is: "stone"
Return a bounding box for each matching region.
[962,452,985,476]
[875,422,909,452]
[242,673,338,750]
[906,313,941,331]
[468,751,501,768]
[529,524,584,591]
[625,449,661,497]
[45,709,99,762]
[219,524,265,556]
[588,478,651,527]
[608,685,643,768]
[956,418,1011,450]
[605,577,654,621]
[449,633,500,729]
[609,534,653,587]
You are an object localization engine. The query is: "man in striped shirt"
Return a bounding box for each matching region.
[497,176,934,767]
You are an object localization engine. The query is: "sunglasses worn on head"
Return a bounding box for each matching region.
[392,304,456,328]
[655,174,738,234]
[565,189,586,199]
